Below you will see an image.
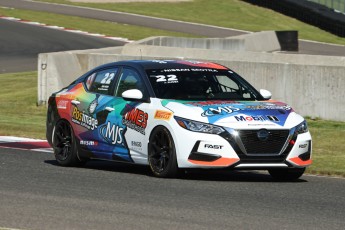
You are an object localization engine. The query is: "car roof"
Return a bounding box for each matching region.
[97,60,229,71]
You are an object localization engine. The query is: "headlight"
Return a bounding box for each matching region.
[174,116,225,135]
[295,120,308,134]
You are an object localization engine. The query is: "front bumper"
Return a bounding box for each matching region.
[174,127,312,169]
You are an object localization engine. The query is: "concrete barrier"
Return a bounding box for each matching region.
[38,33,345,121]
[130,31,281,52]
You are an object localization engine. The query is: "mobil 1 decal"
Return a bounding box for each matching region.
[199,102,292,126]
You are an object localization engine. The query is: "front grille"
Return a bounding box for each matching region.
[238,130,289,154]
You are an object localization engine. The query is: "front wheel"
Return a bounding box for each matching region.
[268,168,306,181]
[53,120,84,166]
[148,126,178,178]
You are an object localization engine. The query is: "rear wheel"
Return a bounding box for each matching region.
[268,168,305,181]
[148,126,178,178]
[53,120,84,166]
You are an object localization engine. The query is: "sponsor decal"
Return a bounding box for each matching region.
[299,144,308,148]
[161,68,217,73]
[100,121,123,145]
[71,106,98,130]
[88,96,99,114]
[152,60,168,64]
[131,141,142,148]
[246,104,291,111]
[204,144,223,149]
[122,108,148,135]
[57,100,68,109]
[234,115,279,122]
[202,106,240,117]
[190,68,218,72]
[154,74,178,84]
[187,100,239,107]
[267,115,279,122]
[80,140,98,146]
[154,110,173,120]
[163,68,190,72]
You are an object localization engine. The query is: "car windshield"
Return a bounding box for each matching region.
[147,69,264,101]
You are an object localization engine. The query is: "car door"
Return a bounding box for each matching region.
[70,67,120,160]
[99,67,150,164]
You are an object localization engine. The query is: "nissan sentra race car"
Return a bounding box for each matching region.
[46,60,312,180]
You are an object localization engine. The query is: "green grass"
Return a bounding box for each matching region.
[0,72,344,177]
[306,118,345,177]
[35,0,345,45]
[0,72,46,139]
[0,8,195,40]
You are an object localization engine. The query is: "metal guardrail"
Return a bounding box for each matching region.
[307,0,345,14]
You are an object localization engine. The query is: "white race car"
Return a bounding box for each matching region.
[46,60,312,180]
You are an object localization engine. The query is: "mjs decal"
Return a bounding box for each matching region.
[100,121,124,145]
[122,108,148,135]
[202,106,240,117]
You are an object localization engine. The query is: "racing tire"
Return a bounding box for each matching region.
[148,126,178,178]
[268,168,306,181]
[53,120,85,167]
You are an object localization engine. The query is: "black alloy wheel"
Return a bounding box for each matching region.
[148,126,178,178]
[53,120,83,166]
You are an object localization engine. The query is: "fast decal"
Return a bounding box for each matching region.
[154,110,173,120]
[299,144,307,149]
[234,115,279,122]
[204,144,223,149]
[99,121,124,145]
[71,106,98,130]
[201,106,240,117]
[122,108,148,135]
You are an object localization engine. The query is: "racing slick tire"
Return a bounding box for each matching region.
[268,167,306,181]
[148,126,178,178]
[52,119,85,167]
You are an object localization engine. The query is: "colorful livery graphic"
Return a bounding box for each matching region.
[46,60,312,179]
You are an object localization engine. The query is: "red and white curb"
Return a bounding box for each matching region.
[0,15,133,43]
[0,136,53,153]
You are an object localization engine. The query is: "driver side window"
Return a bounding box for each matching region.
[86,68,118,95]
[114,68,147,97]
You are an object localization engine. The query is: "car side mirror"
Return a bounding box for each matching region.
[260,89,272,100]
[122,89,149,102]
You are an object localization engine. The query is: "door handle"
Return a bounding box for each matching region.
[105,107,115,112]
[71,100,80,106]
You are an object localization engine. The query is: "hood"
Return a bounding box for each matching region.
[162,99,303,129]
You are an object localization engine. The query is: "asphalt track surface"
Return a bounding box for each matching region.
[0,147,345,230]
[1,0,345,56]
[0,19,126,73]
